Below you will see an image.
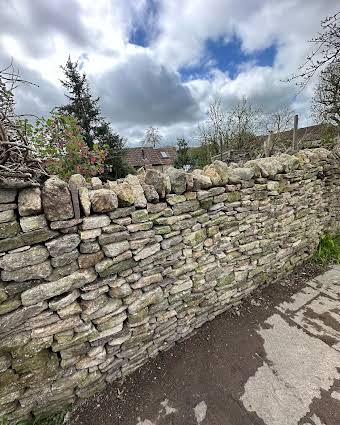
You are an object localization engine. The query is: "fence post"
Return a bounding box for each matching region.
[292,114,298,151]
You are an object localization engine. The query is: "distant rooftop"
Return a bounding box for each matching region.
[126,146,177,167]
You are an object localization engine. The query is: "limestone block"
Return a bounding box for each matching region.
[89,189,118,213]
[18,187,42,216]
[42,176,74,221]
[0,245,49,271]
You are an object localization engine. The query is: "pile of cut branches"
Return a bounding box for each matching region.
[0,62,47,188]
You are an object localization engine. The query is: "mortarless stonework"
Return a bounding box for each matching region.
[0,147,339,423]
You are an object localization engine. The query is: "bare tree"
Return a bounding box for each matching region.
[0,61,46,187]
[289,12,340,87]
[312,62,340,125]
[207,97,229,159]
[263,107,295,134]
[227,97,262,151]
[143,126,162,148]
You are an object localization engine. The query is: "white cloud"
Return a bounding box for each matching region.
[0,0,338,146]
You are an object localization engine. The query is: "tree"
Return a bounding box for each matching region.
[290,12,340,87]
[60,57,102,149]
[174,137,194,170]
[207,97,229,159]
[27,112,106,179]
[143,126,162,147]
[312,62,340,125]
[59,57,130,179]
[227,97,261,151]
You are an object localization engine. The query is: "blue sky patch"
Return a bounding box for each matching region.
[130,0,159,48]
[181,36,277,81]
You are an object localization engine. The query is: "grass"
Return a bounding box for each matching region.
[314,233,340,265]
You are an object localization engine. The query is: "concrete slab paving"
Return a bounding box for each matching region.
[70,265,340,425]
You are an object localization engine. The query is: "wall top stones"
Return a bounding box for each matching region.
[4,146,335,225]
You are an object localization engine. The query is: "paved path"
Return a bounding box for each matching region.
[71,265,340,425]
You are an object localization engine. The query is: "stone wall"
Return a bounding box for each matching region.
[0,147,339,423]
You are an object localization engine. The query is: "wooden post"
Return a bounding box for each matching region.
[292,114,298,151]
[264,131,273,157]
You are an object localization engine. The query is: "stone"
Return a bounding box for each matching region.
[21,269,97,306]
[69,174,86,189]
[80,241,101,254]
[228,167,254,182]
[108,181,135,206]
[46,234,80,257]
[144,169,171,198]
[90,189,118,213]
[42,176,74,221]
[0,221,20,239]
[31,316,83,338]
[123,175,147,208]
[97,258,136,278]
[0,298,22,316]
[0,228,57,253]
[183,229,206,247]
[91,177,103,189]
[80,228,101,241]
[49,289,80,311]
[0,354,11,372]
[51,250,79,268]
[141,182,159,203]
[0,210,15,223]
[134,243,160,261]
[165,167,187,194]
[132,273,162,289]
[78,251,104,269]
[18,187,42,216]
[245,158,284,178]
[0,302,47,333]
[0,246,49,271]
[82,215,110,230]
[50,219,83,230]
[20,215,47,232]
[1,260,52,282]
[128,287,163,314]
[103,241,130,258]
[79,187,91,216]
[0,188,17,203]
[203,164,223,186]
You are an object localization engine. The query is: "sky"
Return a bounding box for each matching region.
[0,0,338,146]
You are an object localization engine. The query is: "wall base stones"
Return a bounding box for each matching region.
[0,147,339,423]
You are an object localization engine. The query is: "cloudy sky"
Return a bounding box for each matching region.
[0,0,338,146]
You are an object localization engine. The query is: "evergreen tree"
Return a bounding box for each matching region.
[60,57,102,148]
[59,57,130,178]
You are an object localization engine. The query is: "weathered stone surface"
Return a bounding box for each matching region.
[0,302,47,333]
[78,251,104,269]
[1,260,52,282]
[192,170,212,190]
[0,188,17,203]
[0,210,15,223]
[20,215,48,232]
[50,219,82,230]
[124,175,147,208]
[21,269,97,306]
[49,289,80,311]
[90,189,118,213]
[128,287,163,314]
[82,215,110,230]
[51,249,79,268]
[103,241,129,258]
[134,243,160,261]
[42,176,74,221]
[108,181,135,207]
[0,228,57,253]
[46,234,80,257]
[97,258,136,278]
[0,221,20,239]
[91,177,103,189]
[0,246,49,271]
[18,187,42,216]
[79,187,91,217]
[31,316,83,338]
[203,164,223,186]
[144,169,171,198]
[141,182,159,203]
[69,174,87,189]
[165,167,187,194]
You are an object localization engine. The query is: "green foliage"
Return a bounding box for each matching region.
[320,124,338,146]
[59,57,102,149]
[314,233,340,264]
[25,112,106,179]
[59,57,128,178]
[190,143,218,168]
[174,137,194,170]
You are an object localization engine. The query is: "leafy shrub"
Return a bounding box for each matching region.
[25,112,107,180]
[314,233,340,264]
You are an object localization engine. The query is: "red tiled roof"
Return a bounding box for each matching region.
[126,146,177,167]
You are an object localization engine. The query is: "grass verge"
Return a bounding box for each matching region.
[314,233,340,265]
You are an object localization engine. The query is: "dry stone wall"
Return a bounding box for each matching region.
[0,147,339,423]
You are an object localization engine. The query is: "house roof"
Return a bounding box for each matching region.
[126,146,177,167]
